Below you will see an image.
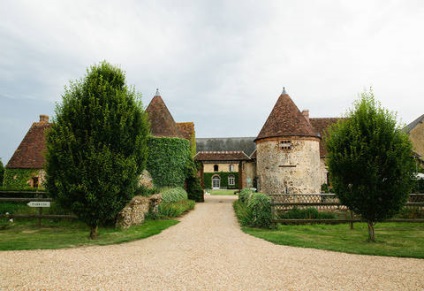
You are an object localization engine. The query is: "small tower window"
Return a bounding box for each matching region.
[214,165,219,172]
[279,140,293,150]
[229,164,235,172]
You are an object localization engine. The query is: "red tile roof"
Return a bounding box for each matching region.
[6,116,51,169]
[195,151,250,161]
[176,122,195,141]
[309,117,344,157]
[146,95,183,138]
[256,93,319,141]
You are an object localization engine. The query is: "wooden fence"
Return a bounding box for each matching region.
[0,191,77,224]
[270,193,424,224]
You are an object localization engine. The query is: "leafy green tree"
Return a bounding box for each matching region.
[0,159,4,186]
[326,90,416,241]
[46,61,150,239]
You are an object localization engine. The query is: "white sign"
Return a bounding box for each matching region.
[27,201,51,208]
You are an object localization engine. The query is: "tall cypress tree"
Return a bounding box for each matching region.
[46,61,150,239]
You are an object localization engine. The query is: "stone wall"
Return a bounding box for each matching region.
[256,136,321,194]
[241,161,256,189]
[409,122,424,161]
[116,194,162,229]
[319,158,329,187]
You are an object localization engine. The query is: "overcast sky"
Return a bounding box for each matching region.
[1,0,423,164]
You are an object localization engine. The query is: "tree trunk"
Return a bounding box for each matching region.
[89,225,98,240]
[367,221,376,242]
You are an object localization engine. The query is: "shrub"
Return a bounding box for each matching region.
[233,200,250,226]
[278,207,336,220]
[135,185,160,197]
[158,200,195,218]
[161,187,188,203]
[246,193,272,228]
[412,178,424,193]
[186,175,204,202]
[238,188,253,204]
[396,207,424,219]
[235,190,272,228]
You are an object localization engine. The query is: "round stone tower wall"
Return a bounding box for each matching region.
[256,136,321,194]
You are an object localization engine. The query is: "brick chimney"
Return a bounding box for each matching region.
[301,110,309,123]
[39,114,49,123]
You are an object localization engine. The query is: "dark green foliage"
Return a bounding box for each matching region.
[235,189,272,228]
[45,61,150,239]
[396,207,424,219]
[413,178,424,193]
[326,90,416,241]
[146,137,191,188]
[278,207,336,219]
[0,159,4,186]
[321,183,330,193]
[160,187,188,202]
[238,188,253,203]
[135,185,160,197]
[0,202,28,215]
[186,160,204,202]
[186,175,204,202]
[203,172,239,189]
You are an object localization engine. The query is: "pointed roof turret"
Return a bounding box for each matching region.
[146,91,182,138]
[256,90,319,141]
[6,115,51,169]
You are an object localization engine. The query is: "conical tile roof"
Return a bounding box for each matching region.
[256,92,319,141]
[6,115,51,169]
[146,94,182,138]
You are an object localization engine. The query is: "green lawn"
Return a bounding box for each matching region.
[243,222,424,258]
[0,219,178,251]
[207,189,238,195]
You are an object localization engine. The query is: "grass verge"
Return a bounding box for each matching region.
[242,222,424,259]
[0,219,178,251]
[207,189,237,195]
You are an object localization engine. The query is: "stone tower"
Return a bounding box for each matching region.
[255,89,321,194]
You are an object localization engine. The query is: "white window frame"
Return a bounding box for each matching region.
[228,174,235,186]
[212,175,221,189]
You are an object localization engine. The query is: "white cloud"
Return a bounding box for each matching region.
[1,0,424,162]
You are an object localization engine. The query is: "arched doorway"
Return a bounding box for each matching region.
[212,175,221,189]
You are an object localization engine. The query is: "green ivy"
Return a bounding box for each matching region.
[3,169,43,190]
[146,137,191,188]
[203,172,239,189]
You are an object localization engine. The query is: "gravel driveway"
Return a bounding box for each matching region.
[1,195,423,290]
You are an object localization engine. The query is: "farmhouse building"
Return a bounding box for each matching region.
[4,88,422,193]
[195,137,256,189]
[4,115,51,189]
[195,89,341,194]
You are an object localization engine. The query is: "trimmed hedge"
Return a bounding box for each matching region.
[147,137,191,188]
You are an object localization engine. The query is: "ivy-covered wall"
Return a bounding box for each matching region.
[146,137,191,188]
[203,172,239,190]
[3,168,45,189]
